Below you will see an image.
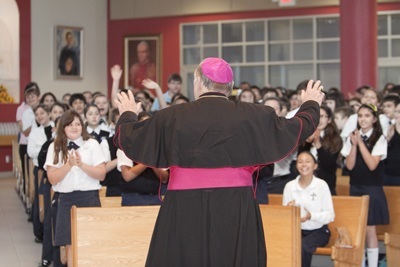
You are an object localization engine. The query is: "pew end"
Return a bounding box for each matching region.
[259,204,301,267]
[268,194,369,267]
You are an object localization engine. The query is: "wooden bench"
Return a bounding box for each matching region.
[335,168,350,196]
[259,204,301,267]
[100,196,122,207]
[71,204,302,267]
[376,186,400,267]
[71,206,160,267]
[268,194,369,267]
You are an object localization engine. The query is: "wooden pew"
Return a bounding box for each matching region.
[12,139,23,196]
[376,186,400,267]
[268,194,369,267]
[259,204,301,267]
[71,206,160,267]
[99,186,107,197]
[100,196,122,207]
[335,169,350,196]
[71,204,302,267]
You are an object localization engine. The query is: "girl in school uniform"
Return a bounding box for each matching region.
[283,151,335,267]
[117,111,169,205]
[341,103,389,267]
[27,104,54,243]
[383,101,400,185]
[84,104,111,143]
[45,110,106,266]
[92,94,111,129]
[298,105,342,195]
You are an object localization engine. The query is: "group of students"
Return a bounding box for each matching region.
[15,64,400,267]
[15,67,179,267]
[239,81,399,267]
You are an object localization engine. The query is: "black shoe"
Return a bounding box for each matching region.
[34,237,43,244]
[38,260,51,267]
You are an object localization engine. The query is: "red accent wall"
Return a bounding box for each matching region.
[0,0,30,172]
[107,6,339,94]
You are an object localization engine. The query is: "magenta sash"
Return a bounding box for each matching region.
[168,166,254,190]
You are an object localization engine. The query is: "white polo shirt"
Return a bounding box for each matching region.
[283,176,335,230]
[44,137,105,192]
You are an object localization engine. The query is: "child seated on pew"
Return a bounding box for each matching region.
[283,151,335,267]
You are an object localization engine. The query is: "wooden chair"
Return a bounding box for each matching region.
[259,204,301,267]
[376,186,400,267]
[268,194,369,267]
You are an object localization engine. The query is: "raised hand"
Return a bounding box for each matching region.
[300,80,325,106]
[114,89,142,115]
[111,65,122,81]
[142,78,160,91]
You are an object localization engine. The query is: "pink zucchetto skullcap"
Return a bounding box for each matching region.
[200,57,233,84]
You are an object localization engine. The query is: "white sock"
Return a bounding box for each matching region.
[361,250,366,267]
[367,247,379,267]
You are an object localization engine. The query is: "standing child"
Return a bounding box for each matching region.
[283,151,335,267]
[44,110,106,266]
[84,104,111,143]
[334,106,354,133]
[150,73,182,111]
[27,104,54,244]
[92,94,111,129]
[384,100,400,185]
[298,105,342,195]
[341,104,389,267]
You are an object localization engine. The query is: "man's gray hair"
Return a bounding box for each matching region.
[195,66,234,96]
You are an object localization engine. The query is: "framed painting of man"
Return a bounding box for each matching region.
[124,35,161,91]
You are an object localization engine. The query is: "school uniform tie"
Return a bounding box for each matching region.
[44,125,52,140]
[361,135,368,143]
[91,131,100,142]
[68,141,80,151]
[99,118,106,125]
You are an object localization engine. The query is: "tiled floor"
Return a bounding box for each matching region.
[0,177,42,267]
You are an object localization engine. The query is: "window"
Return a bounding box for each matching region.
[181,11,400,98]
[378,12,400,88]
[181,16,340,98]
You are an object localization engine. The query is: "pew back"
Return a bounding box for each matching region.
[71,206,159,267]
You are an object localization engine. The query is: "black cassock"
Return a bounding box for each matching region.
[114,95,320,267]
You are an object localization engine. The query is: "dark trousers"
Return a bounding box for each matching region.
[18,144,27,195]
[51,193,65,267]
[41,178,53,262]
[302,225,331,267]
[33,166,43,240]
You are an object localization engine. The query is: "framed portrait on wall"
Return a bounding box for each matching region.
[124,35,161,90]
[55,25,83,79]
